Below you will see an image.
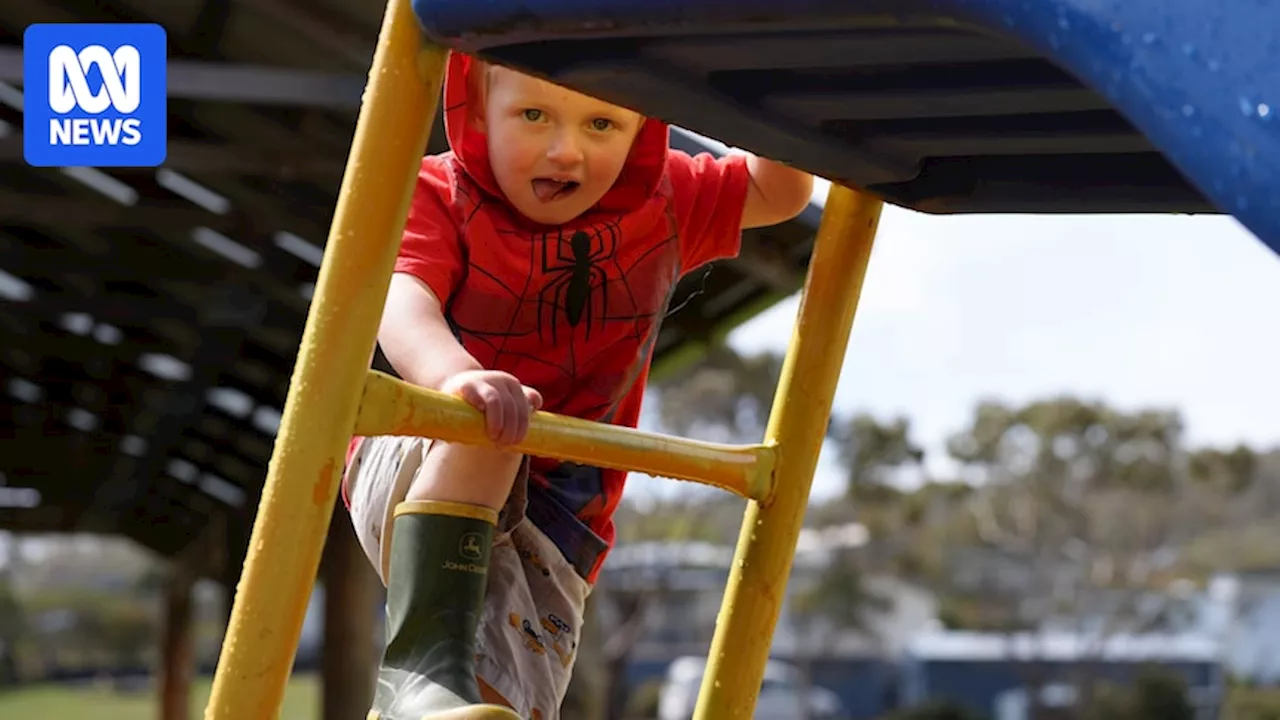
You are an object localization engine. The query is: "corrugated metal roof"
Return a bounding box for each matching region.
[907,630,1222,663]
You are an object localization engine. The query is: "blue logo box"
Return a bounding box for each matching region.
[23,23,167,167]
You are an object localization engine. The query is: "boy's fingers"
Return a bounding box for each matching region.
[499,386,519,443]
[455,374,537,445]
[456,383,486,414]
[523,387,543,411]
[512,392,531,444]
[509,416,525,447]
[476,384,504,441]
[499,379,525,446]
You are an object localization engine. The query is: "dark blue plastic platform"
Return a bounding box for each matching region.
[413,0,1279,256]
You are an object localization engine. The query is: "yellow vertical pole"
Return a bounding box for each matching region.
[203,0,446,717]
[693,184,883,719]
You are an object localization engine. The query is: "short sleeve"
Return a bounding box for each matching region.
[394,157,465,303]
[666,150,751,273]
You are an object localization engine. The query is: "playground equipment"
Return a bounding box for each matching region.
[204,0,1278,717]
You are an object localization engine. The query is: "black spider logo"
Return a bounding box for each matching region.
[537,222,618,343]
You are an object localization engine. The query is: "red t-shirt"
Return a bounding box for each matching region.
[391,151,747,582]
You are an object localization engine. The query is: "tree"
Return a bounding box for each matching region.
[1085,668,1196,720]
[813,413,938,576]
[831,414,925,503]
[1128,669,1196,720]
[1188,444,1259,494]
[936,397,1223,719]
[617,354,1270,718]
[656,343,784,444]
[940,397,1208,633]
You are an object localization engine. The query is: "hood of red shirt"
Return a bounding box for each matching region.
[442,52,670,222]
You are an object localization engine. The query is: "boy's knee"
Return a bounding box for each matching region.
[406,440,524,509]
[478,676,514,709]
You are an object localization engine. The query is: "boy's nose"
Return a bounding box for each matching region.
[545,133,584,165]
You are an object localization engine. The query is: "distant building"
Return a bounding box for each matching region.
[901,630,1224,720]
[600,528,938,719]
[1196,571,1280,684]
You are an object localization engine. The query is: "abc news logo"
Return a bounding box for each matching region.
[23,23,167,168]
[48,44,144,147]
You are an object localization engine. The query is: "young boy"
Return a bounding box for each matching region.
[343,51,813,720]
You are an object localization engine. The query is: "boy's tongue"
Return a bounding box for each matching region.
[532,178,575,202]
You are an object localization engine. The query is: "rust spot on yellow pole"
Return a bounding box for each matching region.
[203,0,446,716]
[692,183,884,720]
[356,370,776,500]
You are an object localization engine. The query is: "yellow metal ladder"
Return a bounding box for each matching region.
[204,0,883,717]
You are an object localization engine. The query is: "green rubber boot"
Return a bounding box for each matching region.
[368,500,520,720]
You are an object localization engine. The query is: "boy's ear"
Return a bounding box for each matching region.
[469,106,487,133]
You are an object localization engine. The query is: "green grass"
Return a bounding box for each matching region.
[0,672,320,719]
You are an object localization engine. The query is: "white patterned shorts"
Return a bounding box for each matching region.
[343,435,591,720]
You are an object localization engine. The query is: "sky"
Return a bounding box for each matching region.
[629,189,1280,502]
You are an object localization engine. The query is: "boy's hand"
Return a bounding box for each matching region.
[439,370,543,446]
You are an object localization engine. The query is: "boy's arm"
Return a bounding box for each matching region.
[740,154,815,230]
[376,273,543,445]
[377,272,482,391]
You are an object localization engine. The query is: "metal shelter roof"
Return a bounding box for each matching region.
[0,0,817,571]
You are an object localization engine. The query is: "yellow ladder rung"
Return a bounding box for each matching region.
[355,370,776,501]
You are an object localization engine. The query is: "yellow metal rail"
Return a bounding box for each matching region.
[356,370,775,500]
[204,0,444,716]
[204,0,884,717]
[693,184,883,719]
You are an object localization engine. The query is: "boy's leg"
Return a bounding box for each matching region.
[406,440,525,508]
[375,498,501,715]
[345,437,523,719]
[471,516,592,720]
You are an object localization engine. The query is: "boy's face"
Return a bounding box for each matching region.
[479,66,644,225]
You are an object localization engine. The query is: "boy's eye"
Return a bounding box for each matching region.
[590,118,614,132]
[522,109,544,122]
